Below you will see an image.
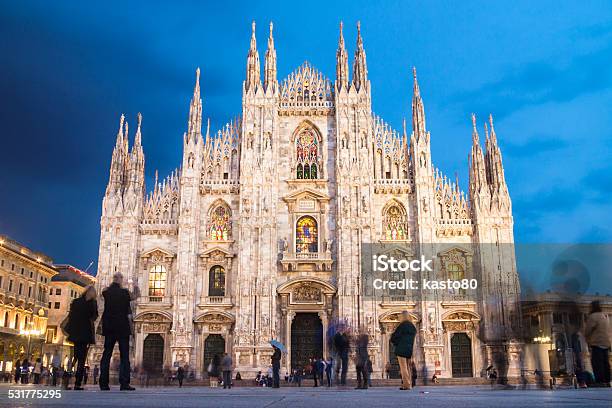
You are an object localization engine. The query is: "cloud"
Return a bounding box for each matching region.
[502,135,569,158]
[451,44,612,119]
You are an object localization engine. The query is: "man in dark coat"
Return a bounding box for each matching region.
[390,311,417,390]
[271,346,281,388]
[333,328,350,385]
[65,285,98,390]
[99,272,137,391]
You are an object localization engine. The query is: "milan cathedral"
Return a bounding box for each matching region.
[94,21,523,379]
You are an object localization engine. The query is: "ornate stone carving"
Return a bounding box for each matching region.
[291,284,322,303]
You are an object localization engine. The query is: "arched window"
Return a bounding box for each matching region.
[4,312,8,327]
[383,203,407,240]
[447,263,465,295]
[295,128,319,179]
[14,314,19,330]
[209,205,231,241]
[148,265,167,300]
[296,216,318,253]
[209,266,225,297]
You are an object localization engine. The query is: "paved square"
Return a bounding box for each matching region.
[0,385,610,408]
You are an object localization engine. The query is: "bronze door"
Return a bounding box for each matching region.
[203,334,225,373]
[142,334,164,373]
[291,313,323,370]
[451,333,473,377]
[387,339,401,379]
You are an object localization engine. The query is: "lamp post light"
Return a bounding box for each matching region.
[19,327,41,360]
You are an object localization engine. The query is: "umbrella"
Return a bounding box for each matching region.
[269,339,287,353]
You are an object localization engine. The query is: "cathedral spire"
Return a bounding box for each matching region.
[469,113,487,197]
[134,112,142,147]
[115,113,125,148]
[187,68,203,142]
[336,21,349,91]
[352,21,368,92]
[484,114,507,191]
[412,67,427,141]
[245,20,261,92]
[264,21,277,92]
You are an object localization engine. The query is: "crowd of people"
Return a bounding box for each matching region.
[12,270,610,391]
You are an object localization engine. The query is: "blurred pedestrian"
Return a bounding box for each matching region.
[33,358,42,384]
[13,361,20,384]
[65,285,98,390]
[271,345,281,388]
[390,311,417,390]
[411,360,417,387]
[585,300,611,387]
[20,358,30,384]
[99,273,138,391]
[221,353,233,389]
[355,331,369,389]
[93,365,99,385]
[208,354,220,388]
[333,328,350,385]
[176,366,185,387]
[325,357,333,387]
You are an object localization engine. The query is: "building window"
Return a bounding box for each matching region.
[54,302,60,309]
[55,288,61,295]
[49,288,53,295]
[208,266,226,297]
[553,312,563,324]
[28,286,32,297]
[18,283,23,295]
[295,128,319,179]
[446,263,465,294]
[296,216,318,253]
[14,314,19,330]
[3,312,8,327]
[383,203,407,240]
[148,265,167,299]
[0,276,3,289]
[8,280,13,292]
[46,328,56,343]
[48,302,51,309]
[209,205,232,241]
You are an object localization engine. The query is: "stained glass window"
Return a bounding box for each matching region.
[210,205,231,241]
[296,216,318,253]
[384,204,407,240]
[447,263,465,295]
[209,266,225,296]
[148,265,167,299]
[296,129,319,179]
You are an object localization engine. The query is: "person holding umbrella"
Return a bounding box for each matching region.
[269,340,286,389]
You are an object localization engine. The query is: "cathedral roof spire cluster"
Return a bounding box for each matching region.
[351,21,368,92]
[336,21,349,91]
[245,21,262,92]
[186,68,203,143]
[264,21,278,92]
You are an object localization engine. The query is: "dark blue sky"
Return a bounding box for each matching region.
[1,1,611,275]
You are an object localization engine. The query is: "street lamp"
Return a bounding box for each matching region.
[19,326,42,360]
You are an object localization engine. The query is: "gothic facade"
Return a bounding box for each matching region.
[95,22,522,379]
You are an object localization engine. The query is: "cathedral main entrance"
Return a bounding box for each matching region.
[291,313,323,370]
[387,339,401,379]
[203,334,225,371]
[451,333,473,377]
[142,334,164,373]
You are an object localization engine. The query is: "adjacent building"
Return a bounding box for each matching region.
[94,22,522,379]
[0,235,56,374]
[522,291,612,374]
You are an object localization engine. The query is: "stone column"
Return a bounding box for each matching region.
[318,311,328,359]
[285,311,295,372]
